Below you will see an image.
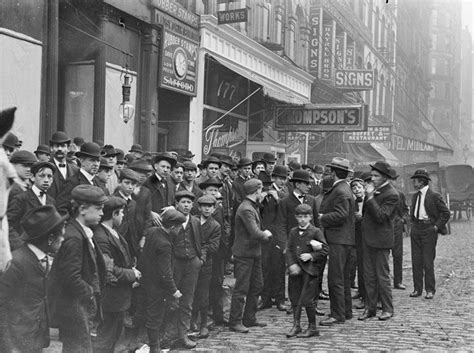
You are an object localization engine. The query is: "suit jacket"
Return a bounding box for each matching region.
[113,190,139,258]
[285,224,328,276]
[56,170,96,215]
[361,182,399,248]
[275,193,320,250]
[232,198,269,258]
[178,181,203,199]
[232,175,250,209]
[143,174,175,213]
[199,216,221,264]
[48,161,79,200]
[48,219,106,328]
[94,224,136,312]
[319,180,356,246]
[138,226,177,298]
[0,245,50,351]
[7,188,56,250]
[410,187,450,235]
[132,185,153,242]
[172,215,205,259]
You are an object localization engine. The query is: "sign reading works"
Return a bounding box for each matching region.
[274,104,368,132]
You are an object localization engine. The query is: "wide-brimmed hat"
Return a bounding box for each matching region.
[129,144,144,154]
[370,161,395,179]
[220,155,235,167]
[199,177,223,189]
[272,165,288,178]
[21,205,68,241]
[290,170,312,183]
[102,144,120,157]
[116,149,127,164]
[326,157,352,172]
[237,157,252,168]
[129,159,153,173]
[50,131,71,145]
[34,144,50,155]
[182,150,195,159]
[152,152,177,167]
[410,169,431,181]
[0,107,16,138]
[201,156,222,168]
[75,142,101,159]
[262,152,276,163]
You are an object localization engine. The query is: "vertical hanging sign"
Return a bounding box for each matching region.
[321,21,334,81]
[346,41,355,69]
[335,34,345,69]
[308,6,322,77]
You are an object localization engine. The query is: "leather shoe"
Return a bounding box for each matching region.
[319,291,330,300]
[243,320,267,328]
[230,324,249,333]
[355,300,365,310]
[394,283,406,290]
[179,336,197,349]
[378,311,393,321]
[297,325,319,338]
[410,291,422,297]
[320,317,344,326]
[358,310,376,321]
[213,318,229,327]
[425,292,434,299]
[276,302,288,312]
[198,327,209,339]
[315,308,325,316]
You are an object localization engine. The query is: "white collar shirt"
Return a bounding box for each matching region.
[415,185,430,220]
[32,185,46,205]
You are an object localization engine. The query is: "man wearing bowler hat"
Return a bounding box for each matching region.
[48,131,79,200]
[319,157,356,326]
[34,144,51,162]
[0,205,66,353]
[129,144,144,160]
[409,169,450,300]
[232,157,253,208]
[358,161,399,321]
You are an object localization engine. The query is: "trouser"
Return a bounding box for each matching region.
[363,242,393,313]
[229,256,263,326]
[93,311,125,353]
[59,300,96,353]
[327,244,353,321]
[288,272,320,307]
[355,239,366,299]
[349,247,357,285]
[191,263,213,327]
[173,257,202,337]
[209,252,226,322]
[392,222,404,285]
[410,223,438,293]
[144,290,167,331]
[261,240,286,304]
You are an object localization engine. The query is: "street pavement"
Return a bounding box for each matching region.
[46,220,473,351]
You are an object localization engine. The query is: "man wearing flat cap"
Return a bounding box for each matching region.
[0,205,66,353]
[358,161,399,322]
[49,185,107,352]
[229,179,272,333]
[319,157,356,326]
[8,150,37,202]
[409,169,450,300]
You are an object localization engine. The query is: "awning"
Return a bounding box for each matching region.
[211,56,310,105]
[346,143,401,167]
[369,143,401,166]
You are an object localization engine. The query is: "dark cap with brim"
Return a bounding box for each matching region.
[71,185,108,205]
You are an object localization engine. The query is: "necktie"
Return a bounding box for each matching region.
[40,255,49,274]
[59,163,66,168]
[415,191,422,219]
[39,191,45,198]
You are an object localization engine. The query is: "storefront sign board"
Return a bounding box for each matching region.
[343,125,391,143]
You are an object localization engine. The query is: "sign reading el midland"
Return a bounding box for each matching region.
[334,69,374,90]
[274,104,368,132]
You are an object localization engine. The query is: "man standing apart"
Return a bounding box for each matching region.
[319,158,355,326]
[409,169,450,300]
[229,179,272,333]
[358,161,399,321]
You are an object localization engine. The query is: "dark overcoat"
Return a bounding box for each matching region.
[47,161,79,199]
[143,174,175,213]
[410,188,450,234]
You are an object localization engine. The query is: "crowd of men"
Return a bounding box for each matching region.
[0,106,451,352]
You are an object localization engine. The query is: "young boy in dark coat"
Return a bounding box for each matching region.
[285,204,328,338]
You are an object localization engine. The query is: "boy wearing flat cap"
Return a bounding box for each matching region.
[7,161,56,250]
[49,185,107,352]
[8,150,37,201]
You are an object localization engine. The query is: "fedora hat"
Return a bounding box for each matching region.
[220,155,235,167]
[102,144,120,157]
[129,144,143,154]
[410,169,431,181]
[99,157,113,170]
[152,152,177,167]
[183,150,195,159]
[201,156,222,168]
[290,170,312,183]
[21,205,68,241]
[0,107,16,138]
[237,157,252,168]
[34,144,50,155]
[326,157,352,172]
[262,152,276,163]
[75,142,101,159]
[116,148,127,164]
[129,159,153,173]
[199,177,223,190]
[50,131,71,145]
[272,165,288,178]
[370,161,395,179]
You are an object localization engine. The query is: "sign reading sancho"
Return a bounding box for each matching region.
[274,104,368,132]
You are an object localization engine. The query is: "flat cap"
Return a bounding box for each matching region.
[119,168,140,182]
[161,207,187,227]
[244,178,263,195]
[31,161,56,175]
[10,150,37,165]
[199,177,222,189]
[99,157,113,169]
[103,196,127,215]
[71,184,108,205]
[197,195,217,205]
[182,161,198,171]
[175,190,195,202]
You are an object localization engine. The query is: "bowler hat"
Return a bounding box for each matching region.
[31,161,56,175]
[10,150,37,165]
[201,156,222,168]
[182,150,195,159]
[129,144,144,154]
[3,132,19,149]
[129,159,152,173]
[161,207,187,227]
[119,168,140,182]
[102,196,127,216]
[50,131,71,145]
[197,195,217,205]
[175,190,195,202]
[71,184,108,205]
[288,160,301,171]
[182,161,197,171]
[0,107,16,138]
[199,177,222,189]
[116,149,127,164]
[75,142,101,159]
[370,161,395,179]
[73,137,85,146]
[272,165,288,178]
[99,157,113,170]
[21,205,68,241]
[290,170,312,183]
[34,144,50,155]
[244,179,263,194]
[220,155,235,167]
[326,157,352,172]
[410,169,431,181]
[262,152,276,163]
[102,144,120,157]
[152,152,177,167]
[237,157,252,168]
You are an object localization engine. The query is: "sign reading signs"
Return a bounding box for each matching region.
[308,6,322,77]
[159,29,198,96]
[217,8,248,24]
[274,104,368,132]
[334,69,374,90]
[343,125,392,143]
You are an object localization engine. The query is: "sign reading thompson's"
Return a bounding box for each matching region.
[275,104,368,132]
[334,69,374,90]
[159,29,198,96]
[343,125,392,143]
